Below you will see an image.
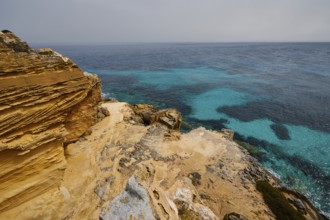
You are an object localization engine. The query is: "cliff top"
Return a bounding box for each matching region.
[0,30,77,79]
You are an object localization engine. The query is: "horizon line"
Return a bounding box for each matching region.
[30,41,330,46]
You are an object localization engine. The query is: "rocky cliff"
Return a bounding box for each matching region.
[0,31,326,220]
[0,30,101,216]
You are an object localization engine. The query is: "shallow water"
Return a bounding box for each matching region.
[38,42,330,214]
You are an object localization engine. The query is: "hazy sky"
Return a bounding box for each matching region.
[1,0,330,43]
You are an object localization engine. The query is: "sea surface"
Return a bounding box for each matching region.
[35,42,330,215]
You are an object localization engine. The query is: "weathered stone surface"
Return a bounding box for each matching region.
[221,128,235,140]
[96,105,110,122]
[223,212,248,220]
[64,73,101,143]
[0,30,32,53]
[100,106,110,116]
[174,187,219,220]
[100,176,156,220]
[151,109,182,129]
[129,104,182,129]
[0,31,101,215]
[129,103,158,125]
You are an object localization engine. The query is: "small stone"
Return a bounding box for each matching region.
[223,212,248,220]
[119,157,130,167]
[188,172,202,186]
[100,107,110,116]
[153,190,160,200]
[243,184,250,190]
[200,193,212,200]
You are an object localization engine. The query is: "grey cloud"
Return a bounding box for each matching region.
[1,0,329,43]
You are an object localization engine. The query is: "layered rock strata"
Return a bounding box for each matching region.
[0,31,101,214]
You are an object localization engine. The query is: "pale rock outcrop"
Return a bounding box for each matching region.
[100,176,156,220]
[173,187,219,220]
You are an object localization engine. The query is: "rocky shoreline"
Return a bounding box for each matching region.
[0,30,328,220]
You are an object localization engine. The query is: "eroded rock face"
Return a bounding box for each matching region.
[130,104,158,124]
[151,109,182,130]
[129,104,182,129]
[0,31,101,214]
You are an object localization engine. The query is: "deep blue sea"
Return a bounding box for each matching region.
[35,43,330,215]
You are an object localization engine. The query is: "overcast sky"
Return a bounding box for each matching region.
[1,0,330,43]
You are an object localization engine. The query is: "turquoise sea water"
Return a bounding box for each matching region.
[38,43,330,214]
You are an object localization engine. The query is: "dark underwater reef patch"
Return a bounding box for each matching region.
[186,118,229,131]
[218,101,330,133]
[100,74,138,85]
[270,123,291,140]
[169,83,219,95]
[235,135,330,202]
[100,75,194,117]
[100,74,222,118]
[287,155,330,193]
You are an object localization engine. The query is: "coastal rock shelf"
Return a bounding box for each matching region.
[0,31,326,220]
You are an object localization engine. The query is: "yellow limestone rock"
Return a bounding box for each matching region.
[0,30,101,216]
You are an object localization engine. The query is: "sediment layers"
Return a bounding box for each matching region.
[0,30,101,214]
